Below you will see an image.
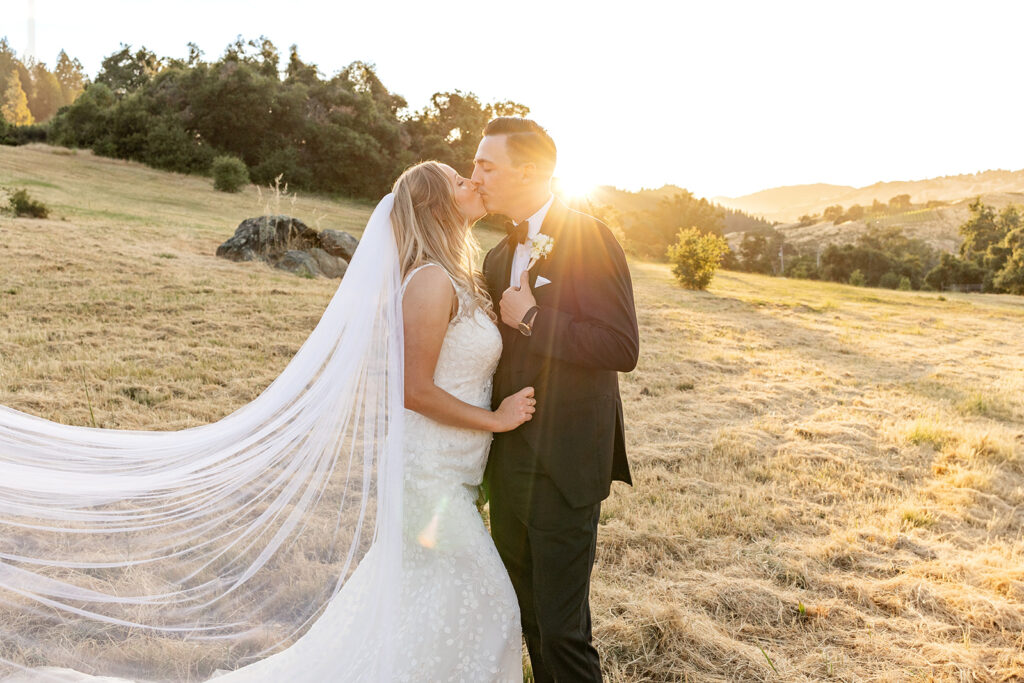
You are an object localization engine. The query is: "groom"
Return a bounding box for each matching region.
[476,117,639,682]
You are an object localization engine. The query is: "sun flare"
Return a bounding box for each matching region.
[554,176,599,202]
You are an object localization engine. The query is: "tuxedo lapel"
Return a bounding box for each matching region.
[492,199,570,367]
[527,198,568,290]
[527,249,556,290]
[494,198,570,292]
[537,198,568,252]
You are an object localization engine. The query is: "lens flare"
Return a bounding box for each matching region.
[554,176,598,201]
[416,496,450,549]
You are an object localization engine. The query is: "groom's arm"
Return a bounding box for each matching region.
[527,221,639,372]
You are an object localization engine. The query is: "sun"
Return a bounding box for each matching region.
[553,175,600,202]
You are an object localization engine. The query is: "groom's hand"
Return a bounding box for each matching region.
[500,271,537,328]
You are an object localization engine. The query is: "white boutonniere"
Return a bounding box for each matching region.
[527,233,554,270]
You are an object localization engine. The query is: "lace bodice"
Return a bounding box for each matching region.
[400,263,503,490]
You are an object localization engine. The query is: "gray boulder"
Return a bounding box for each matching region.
[319,229,359,261]
[216,215,360,279]
[309,247,348,279]
[274,250,321,278]
[216,215,320,262]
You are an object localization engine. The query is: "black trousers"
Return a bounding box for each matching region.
[488,433,603,682]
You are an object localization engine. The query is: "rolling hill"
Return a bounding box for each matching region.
[752,191,1024,255]
[714,169,1024,223]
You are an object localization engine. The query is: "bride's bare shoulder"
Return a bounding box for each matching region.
[402,264,457,319]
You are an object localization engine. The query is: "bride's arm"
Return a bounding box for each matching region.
[403,265,534,433]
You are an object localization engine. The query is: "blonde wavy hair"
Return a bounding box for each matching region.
[391,161,496,322]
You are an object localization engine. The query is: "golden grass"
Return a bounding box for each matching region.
[2,144,1024,681]
[599,269,1024,681]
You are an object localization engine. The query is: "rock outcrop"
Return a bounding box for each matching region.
[216,215,357,279]
[318,229,359,261]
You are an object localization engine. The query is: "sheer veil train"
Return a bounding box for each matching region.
[0,194,405,681]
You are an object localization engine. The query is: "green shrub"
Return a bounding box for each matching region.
[92,139,118,158]
[898,276,912,291]
[7,188,50,218]
[3,123,49,146]
[666,227,730,290]
[145,118,214,173]
[49,83,116,148]
[251,147,314,189]
[878,272,901,289]
[212,155,250,192]
[848,269,866,286]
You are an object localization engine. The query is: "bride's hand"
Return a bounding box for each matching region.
[492,386,536,432]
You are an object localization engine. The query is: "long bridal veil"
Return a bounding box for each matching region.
[0,194,404,681]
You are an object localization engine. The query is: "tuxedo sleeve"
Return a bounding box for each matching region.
[527,222,639,372]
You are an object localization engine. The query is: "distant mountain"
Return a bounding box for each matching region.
[714,170,1024,223]
[712,183,854,220]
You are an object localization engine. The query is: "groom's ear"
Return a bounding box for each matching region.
[520,161,538,184]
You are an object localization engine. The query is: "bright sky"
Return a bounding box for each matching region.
[5,0,1024,199]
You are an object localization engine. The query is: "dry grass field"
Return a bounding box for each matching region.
[2,144,1023,682]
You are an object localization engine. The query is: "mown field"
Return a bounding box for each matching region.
[2,144,1022,682]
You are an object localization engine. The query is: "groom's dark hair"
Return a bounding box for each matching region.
[483,117,557,171]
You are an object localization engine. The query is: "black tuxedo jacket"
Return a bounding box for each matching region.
[483,198,639,508]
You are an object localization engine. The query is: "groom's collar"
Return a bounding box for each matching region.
[520,193,554,240]
[491,195,569,255]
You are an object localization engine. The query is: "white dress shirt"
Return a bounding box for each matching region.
[509,193,555,288]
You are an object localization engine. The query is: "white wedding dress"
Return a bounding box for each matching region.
[211,263,523,682]
[6,262,522,682]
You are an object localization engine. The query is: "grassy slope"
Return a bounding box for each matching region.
[2,145,1022,682]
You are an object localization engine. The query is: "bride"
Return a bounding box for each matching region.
[0,161,532,681]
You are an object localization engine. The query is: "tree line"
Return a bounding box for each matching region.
[1,36,527,199]
[0,38,86,131]
[735,224,939,289]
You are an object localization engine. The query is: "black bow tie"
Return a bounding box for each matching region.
[504,219,529,246]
